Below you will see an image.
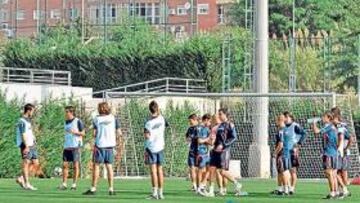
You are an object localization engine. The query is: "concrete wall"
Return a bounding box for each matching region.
[0,83,93,103]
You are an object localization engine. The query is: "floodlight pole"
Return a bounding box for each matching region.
[358,34,360,105]
[81,0,85,44]
[289,0,296,92]
[248,0,270,178]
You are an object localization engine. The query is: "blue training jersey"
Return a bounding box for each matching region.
[197,125,210,155]
[320,123,338,157]
[283,122,307,154]
[214,122,237,151]
[186,126,199,154]
[282,128,293,158]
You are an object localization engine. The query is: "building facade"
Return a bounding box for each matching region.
[0,0,233,39]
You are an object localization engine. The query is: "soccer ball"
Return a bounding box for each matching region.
[53,167,63,177]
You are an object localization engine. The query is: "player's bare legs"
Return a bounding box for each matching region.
[342,171,350,185]
[190,166,198,191]
[157,165,164,199]
[22,159,30,187]
[105,164,114,194]
[60,162,69,189]
[149,164,159,198]
[222,172,228,194]
[283,170,291,194]
[91,163,100,191]
[324,169,336,198]
[290,168,297,193]
[207,166,217,197]
[216,170,224,193]
[219,169,242,195]
[73,161,80,189]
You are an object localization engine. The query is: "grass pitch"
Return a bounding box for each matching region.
[0,178,358,203]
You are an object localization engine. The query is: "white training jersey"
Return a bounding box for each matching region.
[93,114,117,148]
[64,117,83,149]
[16,117,35,147]
[144,115,166,153]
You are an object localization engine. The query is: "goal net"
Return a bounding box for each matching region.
[102,92,360,178]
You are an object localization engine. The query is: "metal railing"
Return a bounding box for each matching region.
[0,67,72,86]
[93,77,207,98]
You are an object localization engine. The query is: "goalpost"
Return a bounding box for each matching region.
[101,92,360,179]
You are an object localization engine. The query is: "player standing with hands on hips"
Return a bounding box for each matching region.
[144,101,167,200]
[282,111,307,195]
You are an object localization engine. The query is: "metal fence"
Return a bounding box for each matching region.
[0,67,72,85]
[93,77,207,98]
[99,92,360,178]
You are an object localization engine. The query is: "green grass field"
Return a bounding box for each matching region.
[0,178,358,203]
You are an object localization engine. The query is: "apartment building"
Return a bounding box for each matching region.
[0,0,234,38]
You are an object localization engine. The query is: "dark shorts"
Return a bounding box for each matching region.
[210,150,230,170]
[195,154,210,169]
[339,155,350,171]
[188,152,196,167]
[20,144,38,160]
[63,148,81,162]
[323,155,337,170]
[290,150,300,168]
[276,155,291,173]
[144,148,164,165]
[93,147,114,164]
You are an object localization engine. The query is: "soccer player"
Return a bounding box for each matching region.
[83,102,121,196]
[209,114,228,196]
[58,106,85,190]
[186,114,200,192]
[312,111,339,199]
[271,114,287,195]
[196,114,212,195]
[207,108,243,197]
[331,107,351,197]
[144,101,167,200]
[15,103,39,190]
[283,111,307,195]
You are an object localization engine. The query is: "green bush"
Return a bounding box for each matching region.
[2,25,249,92]
[0,92,198,178]
[0,92,92,178]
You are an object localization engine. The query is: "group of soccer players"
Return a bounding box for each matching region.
[15,101,168,199]
[273,107,352,199]
[185,108,244,197]
[14,101,354,200]
[15,102,122,195]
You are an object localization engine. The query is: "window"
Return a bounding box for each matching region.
[33,10,44,20]
[217,5,225,24]
[16,10,25,20]
[197,4,209,15]
[50,9,61,19]
[154,3,160,25]
[129,3,160,25]
[89,6,98,24]
[177,6,187,16]
[69,8,78,20]
[89,4,118,24]
[0,10,7,21]
[107,4,117,23]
